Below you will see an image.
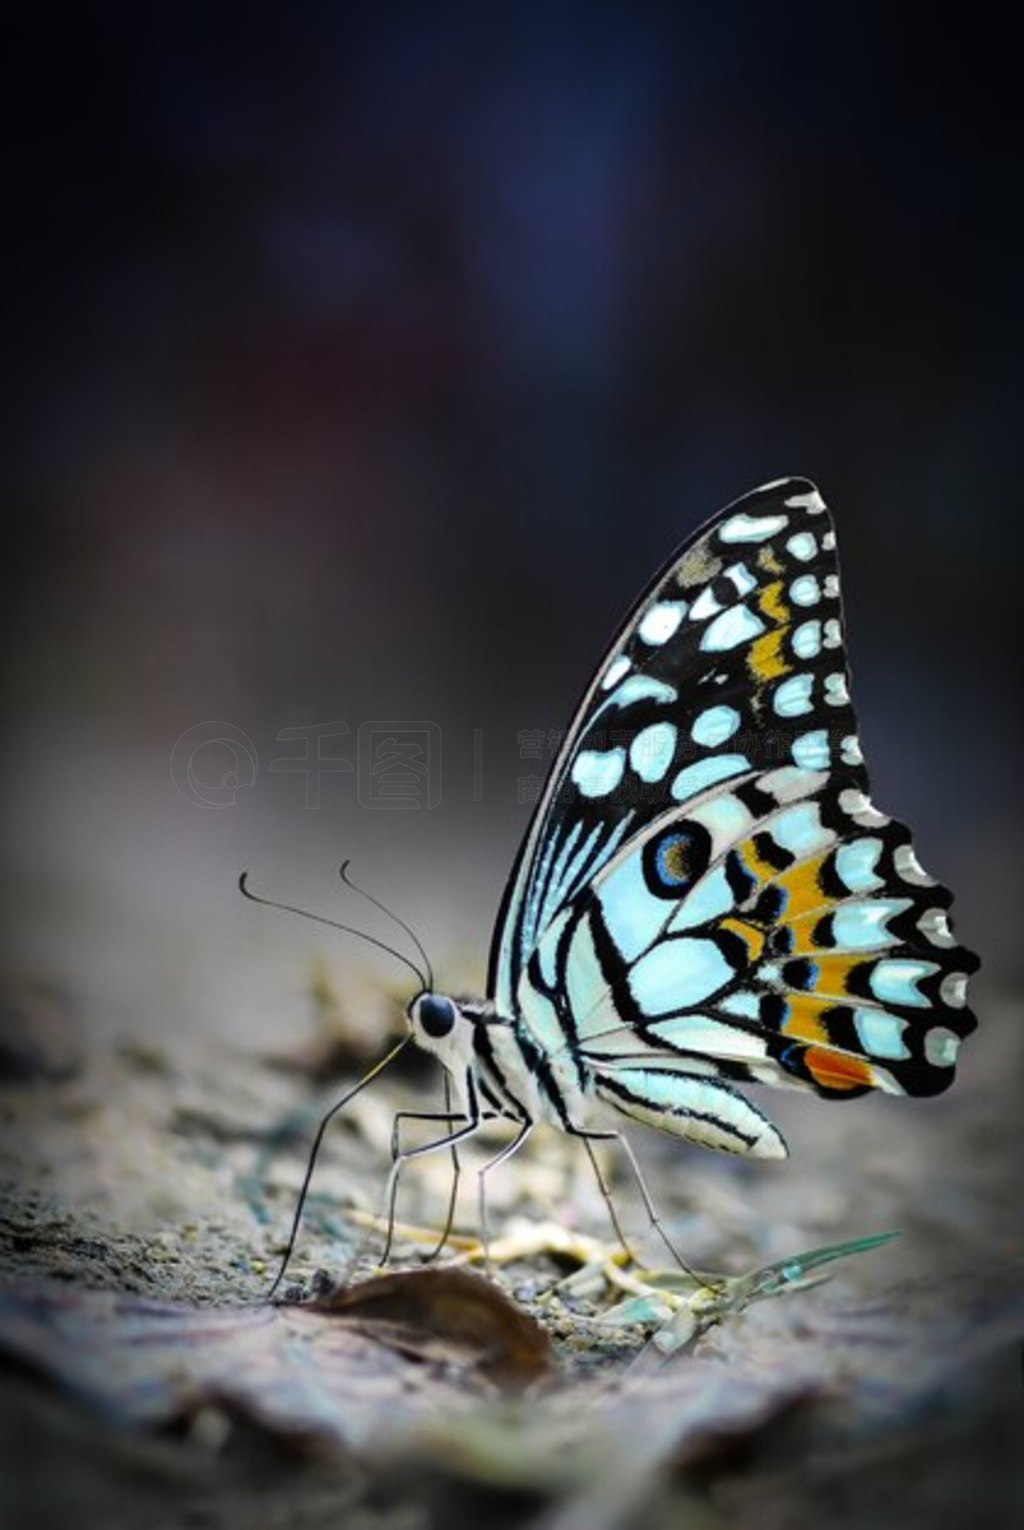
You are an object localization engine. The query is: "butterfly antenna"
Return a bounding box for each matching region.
[338,860,435,994]
[238,873,427,990]
[265,1035,410,1300]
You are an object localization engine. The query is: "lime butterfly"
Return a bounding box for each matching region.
[407,478,977,1155]
[255,478,978,1289]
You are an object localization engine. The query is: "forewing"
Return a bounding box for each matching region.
[490,477,866,1015]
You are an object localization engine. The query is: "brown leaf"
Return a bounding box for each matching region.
[312,1268,554,1391]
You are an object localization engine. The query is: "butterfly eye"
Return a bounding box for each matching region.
[416,994,458,1039]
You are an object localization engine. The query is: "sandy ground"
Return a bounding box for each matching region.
[1,938,1023,1529]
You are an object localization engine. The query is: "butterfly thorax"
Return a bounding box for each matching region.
[407,990,590,1130]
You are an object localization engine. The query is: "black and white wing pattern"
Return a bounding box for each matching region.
[488,478,978,1156]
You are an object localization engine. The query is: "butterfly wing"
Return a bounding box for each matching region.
[490,476,858,1012]
[490,478,978,1153]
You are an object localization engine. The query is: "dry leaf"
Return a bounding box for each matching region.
[313,1267,555,1389]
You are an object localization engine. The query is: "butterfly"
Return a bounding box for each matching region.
[253,478,979,1288]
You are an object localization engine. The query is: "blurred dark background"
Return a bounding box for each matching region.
[3,2,1021,1058]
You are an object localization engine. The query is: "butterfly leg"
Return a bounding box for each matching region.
[379,1075,486,1265]
[390,1108,467,1161]
[474,1119,533,1272]
[609,1131,718,1290]
[425,1074,461,1262]
[568,1125,716,1290]
[577,1134,642,1266]
[266,1037,408,1300]
[385,1106,468,1262]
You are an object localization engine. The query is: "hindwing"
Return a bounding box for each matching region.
[514,766,977,1152]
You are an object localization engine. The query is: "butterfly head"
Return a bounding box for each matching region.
[406,990,478,1070]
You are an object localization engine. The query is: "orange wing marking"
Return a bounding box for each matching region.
[779,992,834,1044]
[773,853,832,920]
[803,1047,876,1092]
[718,917,767,963]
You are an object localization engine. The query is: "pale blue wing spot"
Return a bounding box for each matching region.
[773,673,814,718]
[940,972,968,1007]
[629,937,734,1015]
[792,619,822,659]
[597,855,671,964]
[725,561,757,596]
[649,1014,768,1060]
[790,574,821,608]
[924,1027,960,1066]
[760,764,827,802]
[839,787,888,827]
[574,1021,671,1061]
[537,818,580,905]
[918,907,954,947]
[690,585,724,621]
[791,729,830,769]
[786,531,817,562]
[601,654,631,691]
[868,959,940,1009]
[638,600,686,646]
[719,511,789,543]
[537,906,571,989]
[771,801,833,859]
[835,838,885,892]
[603,674,677,711]
[558,822,605,898]
[823,617,842,648]
[784,487,826,512]
[832,898,913,950]
[523,820,581,954]
[841,735,864,766]
[691,704,741,748]
[533,818,629,945]
[565,917,608,1031]
[558,817,628,924]
[824,672,849,706]
[661,1055,737,1082]
[571,746,626,799]
[629,721,678,783]
[893,843,935,886]
[690,790,754,850]
[669,863,735,931]
[700,606,767,652]
[718,991,762,1021]
[671,754,750,802]
[518,983,568,1059]
[853,1009,911,1060]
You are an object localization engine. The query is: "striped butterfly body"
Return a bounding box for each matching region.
[406,478,978,1165]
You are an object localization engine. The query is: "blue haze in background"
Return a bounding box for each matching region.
[3,4,1021,1041]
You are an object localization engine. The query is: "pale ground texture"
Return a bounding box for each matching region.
[1,915,1023,1530]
